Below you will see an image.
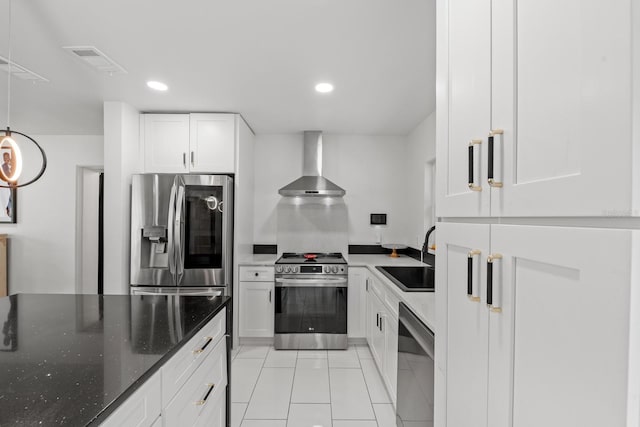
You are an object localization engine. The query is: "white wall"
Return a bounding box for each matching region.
[103,102,141,295]
[406,112,437,248]
[0,135,103,294]
[253,133,409,246]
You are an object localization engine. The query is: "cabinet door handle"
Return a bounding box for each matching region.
[183,152,187,168]
[468,140,482,191]
[268,290,272,303]
[379,316,384,332]
[365,278,369,292]
[195,383,215,406]
[190,151,195,166]
[487,254,503,313]
[376,313,379,327]
[193,336,213,354]
[488,129,504,188]
[467,250,481,302]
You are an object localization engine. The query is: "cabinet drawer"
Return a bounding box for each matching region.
[164,337,227,427]
[102,372,161,427]
[161,310,226,406]
[193,379,226,427]
[239,266,274,281]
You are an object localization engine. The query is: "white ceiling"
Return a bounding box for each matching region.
[0,0,435,136]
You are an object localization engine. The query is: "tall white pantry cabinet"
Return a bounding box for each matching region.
[435,1,640,427]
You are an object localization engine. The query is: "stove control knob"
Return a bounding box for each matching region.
[323,266,330,273]
[284,266,291,273]
[275,265,283,273]
[331,266,339,273]
[292,266,298,273]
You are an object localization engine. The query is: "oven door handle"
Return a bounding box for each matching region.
[275,278,348,288]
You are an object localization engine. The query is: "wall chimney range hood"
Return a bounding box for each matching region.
[278,131,346,197]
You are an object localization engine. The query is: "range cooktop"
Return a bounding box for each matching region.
[276,252,347,265]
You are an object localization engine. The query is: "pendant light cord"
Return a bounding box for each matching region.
[6,0,12,128]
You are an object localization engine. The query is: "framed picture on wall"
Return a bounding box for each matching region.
[0,145,17,224]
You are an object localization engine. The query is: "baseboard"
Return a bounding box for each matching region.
[239,336,368,348]
[239,337,274,347]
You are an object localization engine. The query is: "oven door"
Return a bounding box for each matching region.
[274,276,347,336]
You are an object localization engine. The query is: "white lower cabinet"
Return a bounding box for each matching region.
[101,372,162,427]
[164,338,227,426]
[238,266,275,338]
[348,267,367,338]
[437,222,636,427]
[368,286,386,368]
[382,309,398,406]
[102,309,228,427]
[366,273,399,407]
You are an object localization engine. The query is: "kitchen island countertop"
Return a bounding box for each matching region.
[0,293,230,426]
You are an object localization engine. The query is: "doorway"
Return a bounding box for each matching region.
[76,167,104,294]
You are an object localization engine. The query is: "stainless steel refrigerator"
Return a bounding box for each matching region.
[130,174,233,296]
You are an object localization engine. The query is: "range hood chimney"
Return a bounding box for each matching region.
[278,131,346,197]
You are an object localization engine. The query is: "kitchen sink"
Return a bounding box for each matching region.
[375,266,435,292]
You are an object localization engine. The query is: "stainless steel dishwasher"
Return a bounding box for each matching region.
[396,302,435,426]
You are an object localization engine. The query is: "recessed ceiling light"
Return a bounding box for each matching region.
[147,80,168,91]
[315,82,334,93]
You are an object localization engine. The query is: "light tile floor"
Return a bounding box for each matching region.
[230,345,395,427]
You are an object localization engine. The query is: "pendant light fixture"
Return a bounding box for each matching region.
[0,0,47,189]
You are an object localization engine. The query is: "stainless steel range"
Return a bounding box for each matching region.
[274,252,348,350]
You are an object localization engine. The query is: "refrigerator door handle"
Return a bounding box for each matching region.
[175,183,186,283]
[167,181,178,277]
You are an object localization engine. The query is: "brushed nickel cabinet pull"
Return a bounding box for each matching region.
[183,152,187,168]
[190,151,195,166]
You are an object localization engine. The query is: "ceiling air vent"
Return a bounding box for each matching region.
[0,55,49,82]
[63,46,127,74]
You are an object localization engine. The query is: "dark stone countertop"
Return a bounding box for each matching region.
[0,293,230,426]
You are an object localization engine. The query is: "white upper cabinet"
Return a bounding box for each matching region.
[143,113,237,174]
[491,0,634,216]
[436,0,491,217]
[189,113,236,173]
[143,114,190,173]
[438,0,638,217]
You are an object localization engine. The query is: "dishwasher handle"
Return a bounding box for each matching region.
[399,302,434,360]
